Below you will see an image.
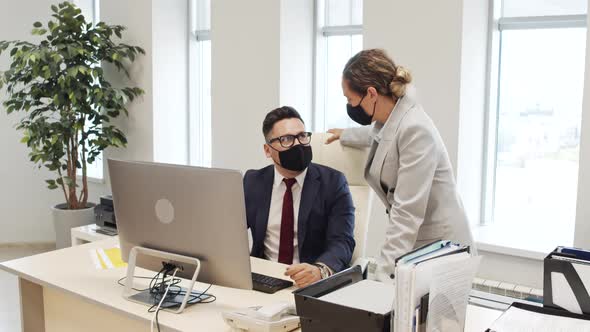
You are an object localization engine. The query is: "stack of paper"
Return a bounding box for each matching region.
[487,303,590,332]
[319,279,395,315]
[393,240,480,332]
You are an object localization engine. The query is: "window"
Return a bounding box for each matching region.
[483,0,587,251]
[314,0,363,131]
[76,0,103,180]
[188,0,211,167]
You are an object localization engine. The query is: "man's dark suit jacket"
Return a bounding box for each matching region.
[243,163,355,272]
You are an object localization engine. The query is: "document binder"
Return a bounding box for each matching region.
[544,246,590,315]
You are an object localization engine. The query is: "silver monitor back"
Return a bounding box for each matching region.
[108,159,253,290]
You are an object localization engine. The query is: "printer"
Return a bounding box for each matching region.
[95,195,117,231]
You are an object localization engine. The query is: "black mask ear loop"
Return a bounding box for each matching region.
[370,99,377,119]
[354,94,366,108]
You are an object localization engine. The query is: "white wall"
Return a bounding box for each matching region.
[101,0,154,166]
[280,0,314,126]
[574,0,590,249]
[477,251,544,289]
[364,0,464,172]
[152,0,189,165]
[104,0,191,168]
[211,0,281,172]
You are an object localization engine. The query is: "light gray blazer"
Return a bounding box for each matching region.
[340,86,474,279]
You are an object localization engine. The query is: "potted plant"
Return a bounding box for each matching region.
[0,2,144,248]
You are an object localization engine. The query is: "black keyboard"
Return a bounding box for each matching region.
[252,272,293,294]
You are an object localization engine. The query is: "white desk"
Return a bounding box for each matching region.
[70,224,113,246]
[0,238,502,332]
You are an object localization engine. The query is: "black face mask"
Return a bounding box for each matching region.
[346,95,376,126]
[277,144,313,172]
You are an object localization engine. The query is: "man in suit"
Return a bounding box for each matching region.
[243,106,355,288]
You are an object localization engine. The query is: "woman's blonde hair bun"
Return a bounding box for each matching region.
[389,65,412,98]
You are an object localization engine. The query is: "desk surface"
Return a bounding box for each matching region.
[0,238,502,332]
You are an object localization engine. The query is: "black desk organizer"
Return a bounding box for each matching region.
[293,265,391,332]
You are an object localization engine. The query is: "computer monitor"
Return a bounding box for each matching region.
[108,159,253,290]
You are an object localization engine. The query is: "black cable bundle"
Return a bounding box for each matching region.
[117,262,217,332]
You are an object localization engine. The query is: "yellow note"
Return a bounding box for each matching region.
[94,248,127,269]
[104,247,127,268]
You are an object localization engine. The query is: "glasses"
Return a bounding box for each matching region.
[267,132,312,148]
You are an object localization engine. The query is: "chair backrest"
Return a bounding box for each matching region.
[310,132,372,262]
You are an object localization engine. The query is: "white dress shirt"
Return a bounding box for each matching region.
[263,167,308,263]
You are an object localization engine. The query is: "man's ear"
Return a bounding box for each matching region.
[263,144,272,158]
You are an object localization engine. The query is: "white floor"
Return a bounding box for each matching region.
[0,247,53,332]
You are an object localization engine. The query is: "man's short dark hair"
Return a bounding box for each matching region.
[262,106,305,140]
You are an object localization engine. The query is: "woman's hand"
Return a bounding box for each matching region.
[326,128,343,144]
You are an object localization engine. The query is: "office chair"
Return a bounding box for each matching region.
[310,132,373,263]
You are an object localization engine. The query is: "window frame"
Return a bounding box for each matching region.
[73,0,105,183]
[188,0,212,167]
[481,0,588,226]
[312,0,363,132]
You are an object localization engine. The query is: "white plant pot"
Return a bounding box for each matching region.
[51,203,96,249]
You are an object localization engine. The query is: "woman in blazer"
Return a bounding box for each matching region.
[327,49,474,280]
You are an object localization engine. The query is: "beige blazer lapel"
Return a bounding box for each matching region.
[365,89,417,206]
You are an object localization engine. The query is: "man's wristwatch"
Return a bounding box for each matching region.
[312,263,331,279]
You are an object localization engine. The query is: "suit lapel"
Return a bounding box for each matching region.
[368,140,391,203]
[365,87,418,204]
[254,167,274,256]
[297,164,320,255]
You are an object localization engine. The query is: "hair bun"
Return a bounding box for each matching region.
[389,66,412,98]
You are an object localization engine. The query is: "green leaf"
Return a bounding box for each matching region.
[46,179,58,190]
[112,136,123,147]
[51,5,58,13]
[33,22,42,28]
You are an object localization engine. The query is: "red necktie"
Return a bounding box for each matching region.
[278,178,297,264]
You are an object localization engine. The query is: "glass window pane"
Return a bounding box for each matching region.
[502,0,587,17]
[492,28,586,248]
[326,0,352,26]
[85,155,103,179]
[351,0,363,25]
[323,35,363,130]
[75,0,97,23]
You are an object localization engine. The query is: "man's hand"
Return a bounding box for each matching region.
[326,129,343,144]
[284,263,321,288]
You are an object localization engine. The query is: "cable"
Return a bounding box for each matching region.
[150,267,179,332]
[115,263,218,332]
[117,275,160,292]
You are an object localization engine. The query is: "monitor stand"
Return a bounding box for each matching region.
[122,246,202,314]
